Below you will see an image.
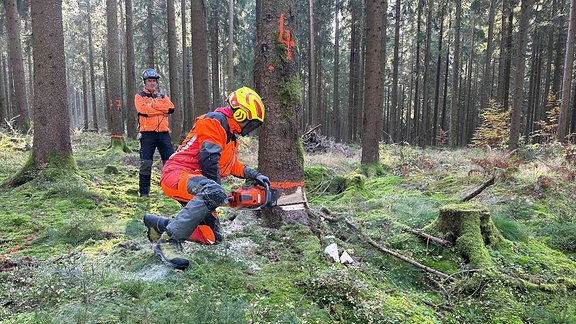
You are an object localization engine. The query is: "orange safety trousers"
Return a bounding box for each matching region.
[160,170,219,244]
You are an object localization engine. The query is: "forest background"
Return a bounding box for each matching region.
[1,0,576,322]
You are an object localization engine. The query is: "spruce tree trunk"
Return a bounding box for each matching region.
[87,0,99,132]
[125,0,138,139]
[7,0,76,187]
[254,0,308,227]
[449,0,462,148]
[361,0,385,165]
[167,0,182,141]
[4,0,30,133]
[107,0,129,151]
[509,0,532,151]
[557,0,576,142]
[191,0,210,115]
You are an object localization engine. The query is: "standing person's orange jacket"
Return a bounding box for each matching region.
[134,88,174,132]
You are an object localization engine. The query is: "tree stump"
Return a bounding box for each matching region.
[423,203,504,267]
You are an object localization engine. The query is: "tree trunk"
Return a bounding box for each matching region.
[480,0,497,113]
[509,0,532,151]
[210,7,220,109]
[449,0,462,148]
[82,63,89,131]
[391,0,401,143]
[308,0,316,128]
[107,0,129,151]
[125,0,138,139]
[332,2,341,142]
[8,0,75,187]
[557,0,576,142]
[146,0,155,68]
[361,0,385,164]
[87,0,99,132]
[432,3,445,145]
[421,0,432,146]
[227,0,234,91]
[191,0,210,116]
[181,0,192,132]
[423,203,504,267]
[254,0,308,227]
[4,0,30,133]
[167,0,182,141]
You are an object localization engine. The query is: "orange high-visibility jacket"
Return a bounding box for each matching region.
[161,108,246,190]
[134,88,174,132]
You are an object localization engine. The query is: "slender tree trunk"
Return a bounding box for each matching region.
[480,0,496,112]
[557,0,576,141]
[391,0,401,143]
[449,0,462,148]
[191,0,210,115]
[107,0,129,150]
[181,0,192,131]
[309,0,316,127]
[421,0,432,146]
[87,0,99,132]
[227,0,234,91]
[125,0,138,139]
[167,0,182,140]
[210,7,220,109]
[432,4,445,145]
[4,0,30,133]
[147,0,155,68]
[333,2,341,141]
[83,63,89,130]
[509,0,532,150]
[361,0,385,164]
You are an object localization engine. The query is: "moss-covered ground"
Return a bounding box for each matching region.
[1,132,575,323]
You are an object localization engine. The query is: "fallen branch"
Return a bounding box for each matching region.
[461,176,495,202]
[346,220,453,281]
[404,228,452,246]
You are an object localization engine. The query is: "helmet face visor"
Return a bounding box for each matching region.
[240,120,263,136]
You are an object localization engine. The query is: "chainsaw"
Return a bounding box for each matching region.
[227,183,308,210]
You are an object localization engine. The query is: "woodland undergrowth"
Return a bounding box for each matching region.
[0,129,575,323]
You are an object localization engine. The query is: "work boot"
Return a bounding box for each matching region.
[143,213,169,243]
[203,214,223,244]
[153,233,189,270]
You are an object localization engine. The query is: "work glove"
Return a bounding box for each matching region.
[244,166,270,187]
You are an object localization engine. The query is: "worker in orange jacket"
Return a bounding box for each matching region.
[135,68,175,197]
[143,87,269,270]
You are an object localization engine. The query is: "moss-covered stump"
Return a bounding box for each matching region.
[423,203,505,268]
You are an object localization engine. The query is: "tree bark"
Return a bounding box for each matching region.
[449,0,462,148]
[254,0,309,227]
[557,0,576,142]
[361,0,385,164]
[87,0,99,132]
[509,0,532,151]
[227,0,234,91]
[210,7,220,109]
[125,0,138,139]
[4,0,30,133]
[167,0,182,141]
[107,0,129,151]
[332,2,341,142]
[18,0,74,184]
[191,0,210,115]
[146,0,155,68]
[308,0,316,128]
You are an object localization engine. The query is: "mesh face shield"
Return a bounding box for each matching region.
[240,120,263,136]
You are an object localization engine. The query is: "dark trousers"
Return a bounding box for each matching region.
[139,132,174,196]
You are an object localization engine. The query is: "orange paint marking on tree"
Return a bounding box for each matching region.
[278,13,294,61]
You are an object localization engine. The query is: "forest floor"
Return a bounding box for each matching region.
[1,129,576,323]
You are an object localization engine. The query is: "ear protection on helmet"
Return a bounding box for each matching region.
[233,108,248,122]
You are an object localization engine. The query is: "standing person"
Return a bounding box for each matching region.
[143,86,270,270]
[135,68,175,197]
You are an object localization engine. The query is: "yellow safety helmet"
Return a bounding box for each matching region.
[227,87,265,135]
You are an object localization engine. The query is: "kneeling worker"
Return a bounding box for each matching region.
[143,87,270,270]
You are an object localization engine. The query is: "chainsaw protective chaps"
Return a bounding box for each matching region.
[166,176,228,242]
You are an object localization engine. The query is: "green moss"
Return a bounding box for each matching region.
[278,75,301,107]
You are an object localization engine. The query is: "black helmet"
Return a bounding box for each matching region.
[141,68,160,82]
